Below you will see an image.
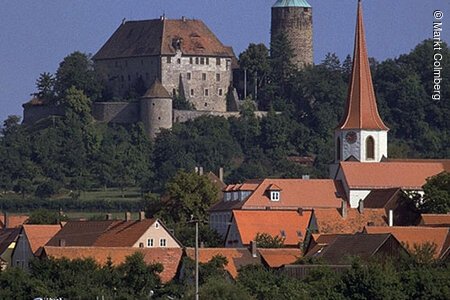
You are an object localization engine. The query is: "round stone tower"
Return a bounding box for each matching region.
[271,0,313,69]
[140,80,173,139]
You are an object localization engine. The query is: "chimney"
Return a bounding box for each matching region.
[59,239,66,247]
[194,166,199,174]
[139,211,146,221]
[105,213,112,221]
[182,16,186,22]
[250,240,257,258]
[297,208,303,216]
[389,209,394,227]
[199,167,204,176]
[125,212,132,222]
[302,174,310,180]
[3,212,8,229]
[358,199,364,214]
[219,167,224,182]
[200,241,205,248]
[341,201,347,219]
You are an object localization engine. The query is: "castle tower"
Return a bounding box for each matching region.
[334,0,389,164]
[271,0,313,69]
[140,80,173,139]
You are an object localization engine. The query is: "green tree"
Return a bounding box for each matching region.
[28,209,65,224]
[418,172,450,213]
[255,232,285,248]
[33,72,56,101]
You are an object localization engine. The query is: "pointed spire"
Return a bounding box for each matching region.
[338,0,388,131]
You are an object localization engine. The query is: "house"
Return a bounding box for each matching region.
[418,214,450,227]
[364,188,419,226]
[225,210,312,248]
[42,246,182,283]
[305,203,387,249]
[0,212,29,229]
[0,228,20,270]
[12,224,62,270]
[304,233,407,264]
[210,178,345,237]
[93,17,236,111]
[46,214,181,248]
[184,247,261,279]
[258,248,302,268]
[365,226,450,259]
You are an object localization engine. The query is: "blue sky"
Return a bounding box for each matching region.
[1,0,449,123]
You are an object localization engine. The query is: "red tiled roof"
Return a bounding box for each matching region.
[43,246,182,283]
[340,162,447,189]
[0,214,29,229]
[232,210,312,246]
[365,226,450,259]
[337,1,388,130]
[94,19,234,60]
[23,224,62,255]
[313,208,387,235]
[419,214,450,227]
[241,179,345,210]
[185,248,260,278]
[94,219,158,247]
[258,248,302,268]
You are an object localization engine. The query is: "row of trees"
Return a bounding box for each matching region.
[1,250,449,299]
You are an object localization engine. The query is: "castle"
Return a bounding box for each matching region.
[23,1,315,138]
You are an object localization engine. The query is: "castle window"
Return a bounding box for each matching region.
[190,89,194,96]
[158,117,161,120]
[187,72,191,80]
[167,56,171,63]
[190,57,193,64]
[366,136,375,160]
[304,7,309,12]
[218,88,223,96]
[195,57,199,64]
[204,89,209,96]
[200,57,205,65]
[204,103,208,107]
[336,137,341,161]
[202,73,207,80]
[216,74,220,81]
[270,191,280,202]
[177,58,181,64]
[226,59,230,70]
[206,57,209,65]
[216,58,221,65]
[172,88,176,96]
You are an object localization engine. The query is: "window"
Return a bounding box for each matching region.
[177,58,181,64]
[226,59,230,70]
[270,191,280,201]
[366,136,375,160]
[167,56,172,63]
[204,89,209,96]
[336,137,341,160]
[204,103,208,107]
[190,57,193,64]
[218,88,223,96]
[147,239,154,247]
[190,89,194,96]
[160,239,167,247]
[200,57,205,65]
[206,57,209,65]
[216,57,221,65]
[187,72,191,80]
[155,222,159,229]
[202,73,207,80]
[195,57,199,64]
[172,88,176,96]
[216,73,220,81]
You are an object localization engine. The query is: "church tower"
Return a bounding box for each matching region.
[271,0,313,69]
[334,0,389,164]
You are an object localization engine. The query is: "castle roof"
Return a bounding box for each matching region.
[337,0,388,131]
[93,18,235,60]
[143,80,171,99]
[272,0,311,8]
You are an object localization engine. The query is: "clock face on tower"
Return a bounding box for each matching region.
[345,131,357,144]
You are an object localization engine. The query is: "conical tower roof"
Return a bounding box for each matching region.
[337,0,388,131]
[142,79,171,99]
[272,0,311,8]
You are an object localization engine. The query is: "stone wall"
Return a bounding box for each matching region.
[91,102,139,123]
[173,109,267,123]
[22,105,64,124]
[271,6,313,69]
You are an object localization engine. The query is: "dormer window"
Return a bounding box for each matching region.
[270,191,280,201]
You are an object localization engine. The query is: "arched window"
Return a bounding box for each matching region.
[336,137,341,161]
[366,136,375,160]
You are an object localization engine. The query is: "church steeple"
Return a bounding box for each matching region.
[334,0,388,164]
[338,0,388,131]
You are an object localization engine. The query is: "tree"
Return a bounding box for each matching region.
[239,43,270,100]
[255,232,285,248]
[33,72,56,101]
[28,209,66,224]
[418,172,450,213]
[159,170,219,223]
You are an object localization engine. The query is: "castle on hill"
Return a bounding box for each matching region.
[22,0,314,138]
